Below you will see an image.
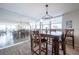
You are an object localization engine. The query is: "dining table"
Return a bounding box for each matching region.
[39,31,66,55]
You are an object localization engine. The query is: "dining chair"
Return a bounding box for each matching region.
[64,29,74,49]
[31,30,48,55]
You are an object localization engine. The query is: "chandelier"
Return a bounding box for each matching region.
[42,4,53,19]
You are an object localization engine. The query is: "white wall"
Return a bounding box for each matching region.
[0,8,31,23]
[63,9,79,46]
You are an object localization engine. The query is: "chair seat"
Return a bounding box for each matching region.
[34,39,47,44]
[66,35,73,37]
[41,39,47,42]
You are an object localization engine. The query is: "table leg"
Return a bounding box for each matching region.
[53,37,59,55]
[61,34,66,55]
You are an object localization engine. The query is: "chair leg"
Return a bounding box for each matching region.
[46,41,48,55]
[72,36,75,49]
[39,41,41,55]
[63,41,66,55]
[52,39,54,55]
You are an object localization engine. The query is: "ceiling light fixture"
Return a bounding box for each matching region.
[42,4,53,20]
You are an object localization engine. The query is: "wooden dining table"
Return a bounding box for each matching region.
[39,31,66,55]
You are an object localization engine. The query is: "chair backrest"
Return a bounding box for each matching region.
[61,29,74,41]
[33,31,39,35]
[65,29,74,37]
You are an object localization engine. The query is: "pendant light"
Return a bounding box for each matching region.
[42,4,53,20]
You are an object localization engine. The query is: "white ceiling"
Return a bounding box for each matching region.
[0,3,79,21]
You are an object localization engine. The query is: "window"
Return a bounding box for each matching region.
[30,16,62,30]
[41,16,62,29]
[51,16,62,29]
